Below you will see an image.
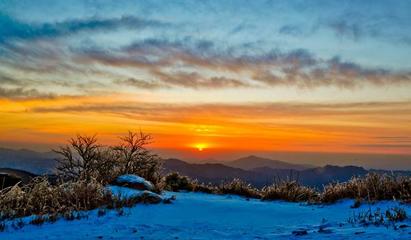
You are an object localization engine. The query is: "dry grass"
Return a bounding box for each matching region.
[164,172,411,204]
[0,177,112,220]
[348,207,407,227]
[321,173,411,203]
[0,177,161,224]
[261,181,318,202]
[217,179,261,199]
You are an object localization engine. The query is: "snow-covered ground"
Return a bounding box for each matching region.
[1,191,410,239]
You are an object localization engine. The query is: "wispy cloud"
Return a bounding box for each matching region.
[0,13,169,42]
[0,87,55,100]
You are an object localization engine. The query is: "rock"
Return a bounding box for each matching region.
[292,229,308,236]
[139,190,162,204]
[108,185,163,204]
[399,224,409,229]
[112,174,155,191]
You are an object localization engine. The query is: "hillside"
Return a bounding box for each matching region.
[0,191,409,239]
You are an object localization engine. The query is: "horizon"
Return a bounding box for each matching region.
[2,145,411,171]
[1,1,411,170]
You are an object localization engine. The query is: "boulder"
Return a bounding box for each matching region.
[139,190,163,204]
[108,185,163,204]
[112,174,155,191]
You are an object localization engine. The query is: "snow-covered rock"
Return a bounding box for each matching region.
[108,185,162,203]
[111,174,155,191]
[107,185,163,203]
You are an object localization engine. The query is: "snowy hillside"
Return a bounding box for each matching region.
[1,190,410,240]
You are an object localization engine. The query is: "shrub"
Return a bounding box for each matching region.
[385,207,407,222]
[0,177,112,220]
[218,179,261,199]
[163,173,194,192]
[261,181,318,202]
[321,173,411,203]
[348,207,407,227]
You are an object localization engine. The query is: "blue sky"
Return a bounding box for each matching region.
[1,0,410,100]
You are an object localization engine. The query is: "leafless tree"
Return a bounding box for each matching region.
[113,131,162,184]
[54,131,161,184]
[54,135,104,181]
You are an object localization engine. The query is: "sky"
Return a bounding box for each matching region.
[0,0,410,166]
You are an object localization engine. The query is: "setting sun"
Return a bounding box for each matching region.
[194,143,208,151]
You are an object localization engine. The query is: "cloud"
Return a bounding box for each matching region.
[278,25,304,37]
[149,70,252,89]
[0,13,169,42]
[114,78,165,89]
[30,100,411,119]
[351,144,411,149]
[0,87,55,100]
[2,30,411,93]
[328,20,362,40]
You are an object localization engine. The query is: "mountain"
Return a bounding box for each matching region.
[252,165,369,186]
[225,155,313,171]
[163,158,266,184]
[0,148,56,174]
[163,158,374,188]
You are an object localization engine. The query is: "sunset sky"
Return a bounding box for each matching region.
[0,1,410,166]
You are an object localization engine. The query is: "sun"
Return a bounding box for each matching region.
[194,143,207,151]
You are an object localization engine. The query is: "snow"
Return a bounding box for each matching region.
[108,185,162,200]
[114,174,154,191]
[1,191,410,239]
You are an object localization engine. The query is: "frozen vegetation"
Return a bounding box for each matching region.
[0,188,410,240]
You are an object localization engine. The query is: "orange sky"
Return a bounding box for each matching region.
[1,95,410,158]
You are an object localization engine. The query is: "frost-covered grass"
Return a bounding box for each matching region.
[164,172,411,204]
[0,191,409,240]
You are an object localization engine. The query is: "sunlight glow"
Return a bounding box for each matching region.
[194,143,208,151]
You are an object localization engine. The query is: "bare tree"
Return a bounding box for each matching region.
[113,131,162,184]
[54,131,162,184]
[54,135,107,182]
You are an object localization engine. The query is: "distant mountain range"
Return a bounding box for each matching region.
[1,148,410,188]
[163,158,369,187]
[223,155,314,171]
[163,155,411,187]
[0,148,57,174]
